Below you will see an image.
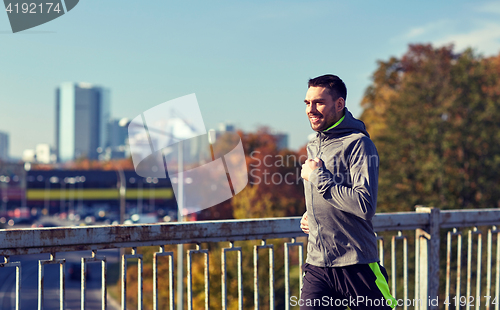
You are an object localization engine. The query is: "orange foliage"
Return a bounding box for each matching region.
[197,127,307,220]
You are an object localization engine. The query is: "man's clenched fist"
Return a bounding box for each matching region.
[300,212,309,234]
[301,157,323,181]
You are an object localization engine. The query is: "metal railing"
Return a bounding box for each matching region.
[0,206,499,310]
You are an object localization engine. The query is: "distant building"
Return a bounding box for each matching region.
[103,118,129,160]
[22,144,55,164]
[108,118,128,149]
[35,144,53,164]
[274,133,289,150]
[0,131,9,160]
[218,122,235,132]
[55,82,110,162]
[22,149,35,162]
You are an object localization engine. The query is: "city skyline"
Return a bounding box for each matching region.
[2,1,500,157]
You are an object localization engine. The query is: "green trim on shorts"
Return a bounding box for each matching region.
[369,262,397,309]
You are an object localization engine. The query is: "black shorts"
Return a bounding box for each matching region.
[297,262,396,310]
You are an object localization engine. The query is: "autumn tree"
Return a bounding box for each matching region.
[360,44,500,211]
[232,128,306,219]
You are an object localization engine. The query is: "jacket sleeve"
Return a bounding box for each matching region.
[308,137,379,220]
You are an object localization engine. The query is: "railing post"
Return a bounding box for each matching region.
[415,206,440,310]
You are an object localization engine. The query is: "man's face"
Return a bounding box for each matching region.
[305,86,343,132]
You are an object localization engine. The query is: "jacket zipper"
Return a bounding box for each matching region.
[309,133,330,266]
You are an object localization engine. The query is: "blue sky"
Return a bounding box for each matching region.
[2,0,500,157]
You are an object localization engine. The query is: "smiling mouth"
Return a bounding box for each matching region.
[309,115,322,123]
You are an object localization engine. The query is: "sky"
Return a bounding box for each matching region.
[2,0,500,158]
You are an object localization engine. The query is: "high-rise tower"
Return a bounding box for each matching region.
[55,82,110,162]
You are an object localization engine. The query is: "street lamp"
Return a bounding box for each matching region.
[71,177,77,214]
[129,177,144,215]
[45,176,59,215]
[145,177,158,213]
[170,176,193,218]
[115,167,126,225]
[44,177,49,211]
[97,146,127,225]
[65,177,77,217]
[77,176,86,211]
[60,177,67,215]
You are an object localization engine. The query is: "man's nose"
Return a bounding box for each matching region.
[306,103,317,113]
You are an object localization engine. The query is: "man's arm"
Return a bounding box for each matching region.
[304,138,379,220]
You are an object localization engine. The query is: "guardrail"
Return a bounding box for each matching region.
[0,206,499,310]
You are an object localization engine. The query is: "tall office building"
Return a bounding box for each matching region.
[104,118,129,159]
[0,131,9,160]
[55,82,110,162]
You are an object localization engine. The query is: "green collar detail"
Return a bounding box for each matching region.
[323,115,345,132]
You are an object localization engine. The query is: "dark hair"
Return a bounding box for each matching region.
[308,74,347,101]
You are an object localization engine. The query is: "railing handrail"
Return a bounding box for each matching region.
[1,208,499,256]
[0,217,303,255]
[440,208,500,228]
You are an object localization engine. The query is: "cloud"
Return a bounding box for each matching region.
[434,21,500,55]
[400,20,452,40]
[395,12,500,56]
[475,1,500,15]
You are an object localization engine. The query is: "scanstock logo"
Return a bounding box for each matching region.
[128,94,248,215]
[3,0,79,33]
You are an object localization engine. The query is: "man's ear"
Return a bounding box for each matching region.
[336,97,345,112]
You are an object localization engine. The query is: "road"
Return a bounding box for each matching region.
[0,250,121,310]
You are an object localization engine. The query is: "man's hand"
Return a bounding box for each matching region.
[301,157,323,181]
[300,212,309,234]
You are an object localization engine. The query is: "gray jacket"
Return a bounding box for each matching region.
[304,108,379,267]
